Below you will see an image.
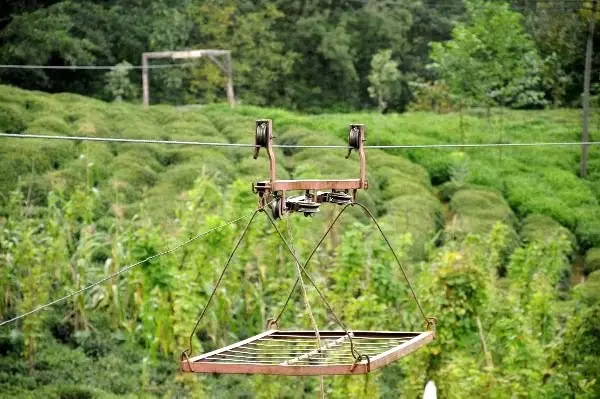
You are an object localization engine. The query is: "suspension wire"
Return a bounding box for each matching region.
[285,218,325,398]
[274,204,352,324]
[182,208,262,364]
[0,132,255,147]
[261,210,366,363]
[366,141,600,149]
[3,132,600,150]
[0,63,198,70]
[276,202,432,332]
[353,203,432,329]
[0,209,257,328]
[285,217,322,350]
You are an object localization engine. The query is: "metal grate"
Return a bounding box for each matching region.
[181,330,434,375]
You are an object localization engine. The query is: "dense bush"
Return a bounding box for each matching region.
[0,103,27,133]
[27,114,71,134]
[449,188,517,237]
[1,85,599,398]
[584,248,600,276]
[521,214,576,252]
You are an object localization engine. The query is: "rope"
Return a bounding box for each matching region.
[0,210,256,328]
[0,63,198,70]
[285,217,322,350]
[181,208,261,364]
[0,133,254,147]
[261,210,365,362]
[286,219,326,399]
[3,132,600,150]
[276,202,433,333]
[367,141,600,149]
[353,203,431,329]
[274,204,352,324]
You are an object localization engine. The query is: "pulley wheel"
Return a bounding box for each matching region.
[348,126,361,149]
[271,197,284,219]
[346,125,362,158]
[254,121,269,159]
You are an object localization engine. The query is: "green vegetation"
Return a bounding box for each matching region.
[2,0,599,396]
[430,0,546,108]
[1,0,597,111]
[584,248,600,276]
[0,85,599,397]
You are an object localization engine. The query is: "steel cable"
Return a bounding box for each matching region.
[0,210,257,328]
[3,132,600,150]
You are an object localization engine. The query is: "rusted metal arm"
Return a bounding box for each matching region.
[252,119,368,216]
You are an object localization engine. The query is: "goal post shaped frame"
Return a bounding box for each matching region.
[142,49,234,108]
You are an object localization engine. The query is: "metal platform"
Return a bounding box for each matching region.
[181,330,434,375]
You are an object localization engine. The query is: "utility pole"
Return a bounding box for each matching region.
[581,0,597,178]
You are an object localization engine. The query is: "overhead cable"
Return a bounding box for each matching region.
[0,62,197,70]
[0,210,256,327]
[1,132,600,150]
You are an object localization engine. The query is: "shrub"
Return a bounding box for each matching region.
[369,152,431,188]
[380,179,431,201]
[438,180,465,202]
[521,214,577,252]
[27,115,72,134]
[383,193,442,259]
[584,248,600,276]
[407,149,454,185]
[41,384,100,399]
[0,141,76,196]
[449,188,517,237]
[0,103,27,133]
[575,208,600,249]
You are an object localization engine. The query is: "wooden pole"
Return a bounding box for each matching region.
[581,0,597,177]
[142,54,149,108]
[226,51,235,107]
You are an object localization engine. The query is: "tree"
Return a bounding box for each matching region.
[429,0,545,109]
[548,273,600,398]
[368,49,402,112]
[105,61,137,102]
[187,1,295,106]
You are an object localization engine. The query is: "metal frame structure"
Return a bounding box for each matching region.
[252,119,368,217]
[178,120,435,377]
[142,49,234,108]
[181,330,434,375]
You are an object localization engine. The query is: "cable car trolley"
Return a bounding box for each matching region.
[252,119,367,218]
[180,119,435,376]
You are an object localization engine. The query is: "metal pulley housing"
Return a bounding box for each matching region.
[252,119,367,219]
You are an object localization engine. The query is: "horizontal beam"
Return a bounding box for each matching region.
[256,179,364,192]
[187,329,276,363]
[181,361,369,375]
[143,50,230,60]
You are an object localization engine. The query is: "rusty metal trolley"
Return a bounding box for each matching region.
[180,120,435,376]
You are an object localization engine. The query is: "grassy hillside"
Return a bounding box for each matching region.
[1,85,599,398]
[1,85,599,251]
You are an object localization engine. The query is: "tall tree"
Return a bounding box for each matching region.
[429,0,545,108]
[187,1,294,105]
[368,49,403,112]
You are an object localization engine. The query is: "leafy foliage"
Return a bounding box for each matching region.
[0,85,598,397]
[2,0,594,111]
[368,49,403,112]
[429,0,545,108]
[584,247,600,276]
[104,62,137,102]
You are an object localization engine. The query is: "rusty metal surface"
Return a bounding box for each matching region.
[181,330,434,375]
[252,120,368,215]
[254,179,362,192]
